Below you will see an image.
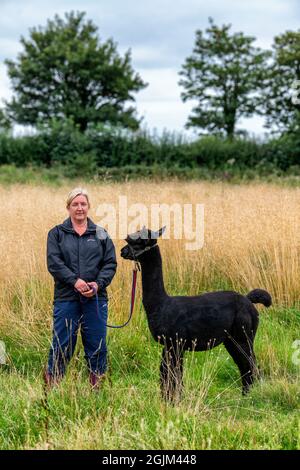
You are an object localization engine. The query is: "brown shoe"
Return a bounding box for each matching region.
[89,372,105,391]
[43,369,61,390]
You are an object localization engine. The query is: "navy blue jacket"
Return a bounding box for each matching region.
[47,217,117,301]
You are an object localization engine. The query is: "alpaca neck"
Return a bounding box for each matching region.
[139,245,168,313]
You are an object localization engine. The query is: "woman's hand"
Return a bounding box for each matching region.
[74,278,90,294]
[81,281,98,298]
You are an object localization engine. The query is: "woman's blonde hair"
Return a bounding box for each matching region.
[66,187,90,208]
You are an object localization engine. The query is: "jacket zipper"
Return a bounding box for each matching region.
[77,233,81,279]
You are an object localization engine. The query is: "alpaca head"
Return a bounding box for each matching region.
[120,226,166,260]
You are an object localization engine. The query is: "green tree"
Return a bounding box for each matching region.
[0,108,10,131]
[179,18,270,138]
[263,30,300,133]
[5,11,147,132]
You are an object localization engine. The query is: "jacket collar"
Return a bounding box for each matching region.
[61,217,97,234]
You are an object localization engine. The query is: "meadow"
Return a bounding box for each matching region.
[0,180,299,450]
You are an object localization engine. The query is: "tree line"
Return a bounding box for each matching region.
[0,11,299,172]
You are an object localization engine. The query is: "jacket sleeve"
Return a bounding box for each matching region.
[96,235,117,290]
[47,228,78,287]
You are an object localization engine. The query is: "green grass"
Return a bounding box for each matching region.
[2,163,300,187]
[0,300,299,450]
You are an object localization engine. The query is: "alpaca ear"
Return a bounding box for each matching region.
[140,225,149,239]
[152,226,166,239]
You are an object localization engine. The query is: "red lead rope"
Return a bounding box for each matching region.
[130,268,138,316]
[93,261,140,329]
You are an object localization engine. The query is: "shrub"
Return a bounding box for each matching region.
[0,122,299,172]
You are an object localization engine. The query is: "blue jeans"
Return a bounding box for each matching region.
[47,297,108,377]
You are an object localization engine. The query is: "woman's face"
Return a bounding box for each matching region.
[68,195,89,223]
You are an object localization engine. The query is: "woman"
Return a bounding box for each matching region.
[45,187,117,390]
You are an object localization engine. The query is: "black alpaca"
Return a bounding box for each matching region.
[121,227,272,401]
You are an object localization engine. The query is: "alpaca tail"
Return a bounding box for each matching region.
[246,289,272,307]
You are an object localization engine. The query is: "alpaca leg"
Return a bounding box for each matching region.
[160,346,184,402]
[224,338,257,395]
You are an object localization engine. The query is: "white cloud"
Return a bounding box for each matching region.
[0,38,22,60]
[137,100,197,137]
[134,68,182,102]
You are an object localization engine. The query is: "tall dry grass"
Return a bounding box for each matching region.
[1,180,300,342]
[0,181,299,450]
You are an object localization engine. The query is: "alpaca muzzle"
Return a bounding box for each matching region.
[120,245,134,260]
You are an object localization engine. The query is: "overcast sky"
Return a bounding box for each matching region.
[0,0,299,137]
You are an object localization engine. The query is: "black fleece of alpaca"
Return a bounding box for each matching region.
[121,239,272,399]
[139,246,270,348]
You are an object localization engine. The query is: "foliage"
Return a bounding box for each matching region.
[263,30,300,133]
[0,122,299,173]
[179,18,270,138]
[0,108,11,131]
[0,282,299,449]
[5,11,146,131]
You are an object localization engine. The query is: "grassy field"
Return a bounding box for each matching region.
[0,180,299,450]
